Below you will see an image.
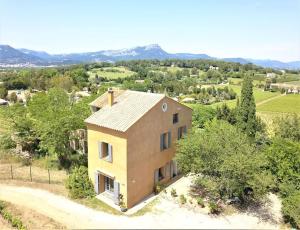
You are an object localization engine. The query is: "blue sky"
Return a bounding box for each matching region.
[1,0,299,61]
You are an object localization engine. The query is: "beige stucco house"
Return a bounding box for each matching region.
[85,89,192,208]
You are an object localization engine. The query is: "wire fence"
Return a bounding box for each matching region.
[0,163,67,185]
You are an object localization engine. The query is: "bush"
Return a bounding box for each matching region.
[154,182,163,194]
[0,201,27,230]
[0,134,16,150]
[171,188,177,197]
[196,197,205,207]
[65,166,95,199]
[208,201,221,214]
[179,194,187,204]
[282,192,300,228]
[194,177,220,200]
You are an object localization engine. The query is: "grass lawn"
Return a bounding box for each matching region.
[257,94,300,113]
[88,66,136,80]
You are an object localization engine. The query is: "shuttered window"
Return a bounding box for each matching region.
[160,131,172,151]
[98,141,113,163]
[177,125,187,140]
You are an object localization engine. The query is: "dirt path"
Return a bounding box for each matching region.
[0,184,280,229]
[256,93,286,106]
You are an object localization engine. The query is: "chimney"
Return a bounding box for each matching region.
[108,88,114,106]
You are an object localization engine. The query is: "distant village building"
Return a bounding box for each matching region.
[134,80,145,84]
[0,98,8,106]
[181,97,195,103]
[266,73,276,78]
[280,70,286,74]
[270,83,300,94]
[209,66,219,70]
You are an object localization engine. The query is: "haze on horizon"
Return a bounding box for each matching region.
[0,0,300,62]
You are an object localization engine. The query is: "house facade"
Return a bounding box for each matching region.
[85,89,192,208]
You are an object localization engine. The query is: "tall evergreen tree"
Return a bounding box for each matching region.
[237,75,257,137]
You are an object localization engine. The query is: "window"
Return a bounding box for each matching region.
[104,176,114,193]
[98,142,112,162]
[173,113,179,124]
[160,131,171,151]
[177,126,187,140]
[158,167,165,181]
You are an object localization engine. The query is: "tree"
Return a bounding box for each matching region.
[50,76,74,92]
[9,92,18,103]
[216,104,237,125]
[27,88,91,168]
[265,138,300,188]
[0,86,8,99]
[274,114,300,142]
[192,105,216,129]
[236,75,259,137]
[176,120,270,201]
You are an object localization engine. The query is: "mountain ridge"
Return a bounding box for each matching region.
[0,44,299,69]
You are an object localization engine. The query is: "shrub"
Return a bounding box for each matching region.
[208,201,221,214]
[282,192,300,228]
[0,134,16,150]
[0,201,27,230]
[65,166,95,199]
[154,182,163,194]
[171,188,177,197]
[196,197,205,207]
[179,194,187,204]
[194,177,220,200]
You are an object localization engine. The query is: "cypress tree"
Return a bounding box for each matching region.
[237,75,257,137]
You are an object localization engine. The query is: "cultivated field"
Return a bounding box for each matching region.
[257,94,300,114]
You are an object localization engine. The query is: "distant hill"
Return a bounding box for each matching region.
[0,45,44,64]
[0,44,299,69]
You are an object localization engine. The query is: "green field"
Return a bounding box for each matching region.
[228,77,263,86]
[208,85,280,109]
[257,94,300,114]
[88,67,136,80]
[282,81,300,86]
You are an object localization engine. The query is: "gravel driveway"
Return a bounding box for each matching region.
[0,183,280,229]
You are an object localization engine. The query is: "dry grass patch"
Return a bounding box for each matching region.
[0,214,13,230]
[2,200,65,229]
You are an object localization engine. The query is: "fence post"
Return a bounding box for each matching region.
[10,165,13,179]
[48,169,50,184]
[30,165,32,182]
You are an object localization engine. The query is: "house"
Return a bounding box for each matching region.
[0,98,8,106]
[181,97,195,103]
[134,79,145,84]
[85,89,192,208]
[209,65,219,70]
[266,72,276,78]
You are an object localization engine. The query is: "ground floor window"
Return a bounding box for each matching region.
[104,176,114,193]
[158,166,165,181]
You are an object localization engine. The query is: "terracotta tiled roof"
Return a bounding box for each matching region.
[85,90,165,132]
